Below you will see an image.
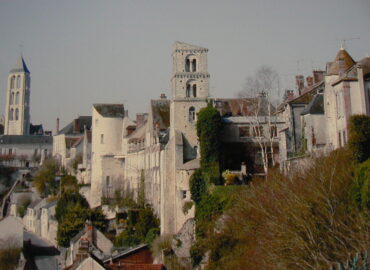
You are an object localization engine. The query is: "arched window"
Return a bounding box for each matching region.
[16,76,21,88]
[186,84,191,97]
[10,76,15,89]
[185,59,190,72]
[192,59,196,72]
[189,107,195,122]
[10,108,14,120]
[15,92,20,104]
[15,109,19,120]
[10,92,14,105]
[193,84,197,97]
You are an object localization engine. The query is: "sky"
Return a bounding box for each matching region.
[0,0,369,132]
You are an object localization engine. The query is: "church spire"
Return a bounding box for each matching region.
[10,56,30,74]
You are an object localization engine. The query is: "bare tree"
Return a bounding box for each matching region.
[238,66,281,175]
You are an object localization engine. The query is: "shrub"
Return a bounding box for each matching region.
[190,169,207,204]
[196,105,223,185]
[17,194,31,217]
[145,227,160,246]
[348,115,370,163]
[351,158,370,212]
[55,192,89,222]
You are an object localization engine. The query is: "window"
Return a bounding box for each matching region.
[239,126,250,138]
[10,92,14,105]
[253,126,264,137]
[186,84,191,97]
[100,134,104,144]
[189,107,195,122]
[106,176,110,187]
[343,130,346,144]
[16,76,21,88]
[185,59,190,72]
[338,132,342,147]
[10,76,15,89]
[15,92,20,104]
[182,190,187,199]
[192,84,197,97]
[9,108,14,120]
[270,126,277,138]
[15,109,19,120]
[9,149,12,155]
[192,59,196,72]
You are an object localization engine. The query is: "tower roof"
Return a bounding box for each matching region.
[173,41,208,52]
[327,48,355,75]
[10,56,30,74]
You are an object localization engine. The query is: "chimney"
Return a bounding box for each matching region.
[56,117,60,134]
[124,110,129,118]
[160,93,167,99]
[284,90,294,101]
[306,76,313,87]
[313,70,325,84]
[73,119,80,133]
[136,113,148,129]
[295,75,305,95]
[85,221,94,244]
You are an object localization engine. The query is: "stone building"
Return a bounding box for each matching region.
[0,57,53,168]
[278,47,370,170]
[88,42,287,236]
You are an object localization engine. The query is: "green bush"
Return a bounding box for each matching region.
[190,169,207,204]
[348,115,370,163]
[55,192,89,222]
[196,105,223,185]
[351,158,370,212]
[145,227,160,246]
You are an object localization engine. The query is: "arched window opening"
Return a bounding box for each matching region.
[10,76,15,89]
[10,108,14,120]
[16,76,21,88]
[15,92,20,104]
[185,59,190,72]
[186,84,191,97]
[189,107,195,122]
[10,92,14,105]
[192,59,196,72]
[15,109,19,121]
[193,84,197,97]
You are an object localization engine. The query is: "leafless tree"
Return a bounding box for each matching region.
[238,66,281,175]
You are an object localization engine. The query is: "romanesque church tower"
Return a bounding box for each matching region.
[4,56,31,135]
[170,42,210,156]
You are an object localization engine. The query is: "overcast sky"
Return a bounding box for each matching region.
[0,0,369,132]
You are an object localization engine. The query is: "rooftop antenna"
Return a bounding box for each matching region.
[338,37,360,50]
[19,41,24,56]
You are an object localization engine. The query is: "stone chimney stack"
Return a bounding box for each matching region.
[56,117,60,134]
[306,76,313,87]
[85,221,94,244]
[295,75,305,95]
[313,70,325,83]
[284,90,294,101]
[136,113,148,129]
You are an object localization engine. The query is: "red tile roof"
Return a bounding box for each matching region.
[106,264,166,270]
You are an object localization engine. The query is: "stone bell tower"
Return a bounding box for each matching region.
[170,42,210,149]
[4,56,31,135]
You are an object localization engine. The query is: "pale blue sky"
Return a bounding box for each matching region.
[0,0,369,132]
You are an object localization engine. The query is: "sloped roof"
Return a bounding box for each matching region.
[327,48,356,75]
[106,264,166,270]
[30,124,44,135]
[173,41,208,51]
[178,158,200,170]
[104,244,148,263]
[301,94,324,115]
[93,104,125,118]
[0,135,52,145]
[213,98,274,117]
[332,57,370,86]
[151,99,170,130]
[10,56,30,73]
[58,116,92,135]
